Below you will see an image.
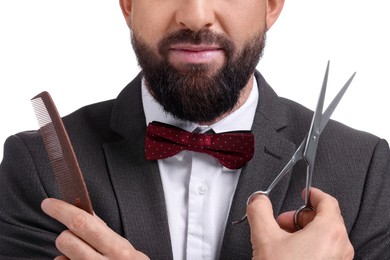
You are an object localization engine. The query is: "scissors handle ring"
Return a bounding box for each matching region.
[246,190,269,205]
[231,190,269,224]
[294,205,315,230]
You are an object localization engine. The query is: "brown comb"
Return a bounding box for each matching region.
[31,91,93,214]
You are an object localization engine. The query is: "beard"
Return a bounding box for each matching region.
[131,28,266,123]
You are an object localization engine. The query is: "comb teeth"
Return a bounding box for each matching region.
[31,91,93,214]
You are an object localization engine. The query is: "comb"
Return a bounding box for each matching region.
[31,91,93,214]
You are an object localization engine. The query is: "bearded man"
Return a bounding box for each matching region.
[0,0,389,259]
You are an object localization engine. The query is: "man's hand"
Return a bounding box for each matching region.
[41,198,149,260]
[247,188,354,260]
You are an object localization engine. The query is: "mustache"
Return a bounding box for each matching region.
[158,29,235,57]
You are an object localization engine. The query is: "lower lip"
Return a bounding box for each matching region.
[169,49,224,64]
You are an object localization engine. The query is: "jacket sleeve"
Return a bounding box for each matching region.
[0,133,63,259]
[349,139,390,259]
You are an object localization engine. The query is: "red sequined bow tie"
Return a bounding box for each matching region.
[145,121,255,169]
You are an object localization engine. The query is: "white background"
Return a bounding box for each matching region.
[0,0,389,160]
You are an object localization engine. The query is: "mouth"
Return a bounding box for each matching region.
[168,44,225,65]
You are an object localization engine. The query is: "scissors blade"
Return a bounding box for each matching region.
[319,72,356,133]
[302,62,355,206]
[303,61,329,160]
[305,62,356,159]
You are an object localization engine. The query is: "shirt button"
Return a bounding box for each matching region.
[197,184,208,195]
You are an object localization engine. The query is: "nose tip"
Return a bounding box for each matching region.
[175,1,215,32]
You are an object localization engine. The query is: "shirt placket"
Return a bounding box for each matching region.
[186,152,212,260]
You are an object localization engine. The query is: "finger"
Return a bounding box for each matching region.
[304,189,353,257]
[299,188,346,233]
[311,190,346,234]
[277,208,317,232]
[306,188,341,216]
[247,194,283,242]
[277,188,336,232]
[41,198,133,255]
[298,188,343,228]
[55,230,103,260]
[276,211,296,232]
[93,213,108,226]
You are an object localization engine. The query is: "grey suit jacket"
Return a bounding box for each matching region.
[1,71,389,259]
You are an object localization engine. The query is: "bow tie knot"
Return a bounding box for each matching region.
[145,121,255,169]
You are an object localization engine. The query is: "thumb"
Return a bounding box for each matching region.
[247,194,282,243]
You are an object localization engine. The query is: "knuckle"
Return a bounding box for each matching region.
[90,228,105,243]
[346,244,355,259]
[328,222,348,244]
[328,196,342,213]
[117,249,135,259]
[69,212,88,231]
[108,240,138,259]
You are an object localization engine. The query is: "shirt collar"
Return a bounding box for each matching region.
[142,77,259,133]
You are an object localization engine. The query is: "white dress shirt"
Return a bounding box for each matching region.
[142,78,259,260]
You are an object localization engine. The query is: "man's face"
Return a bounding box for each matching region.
[121,0,282,123]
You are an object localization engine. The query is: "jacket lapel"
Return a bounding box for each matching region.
[103,73,173,259]
[220,72,296,259]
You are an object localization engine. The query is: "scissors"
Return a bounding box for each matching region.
[233,61,356,229]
